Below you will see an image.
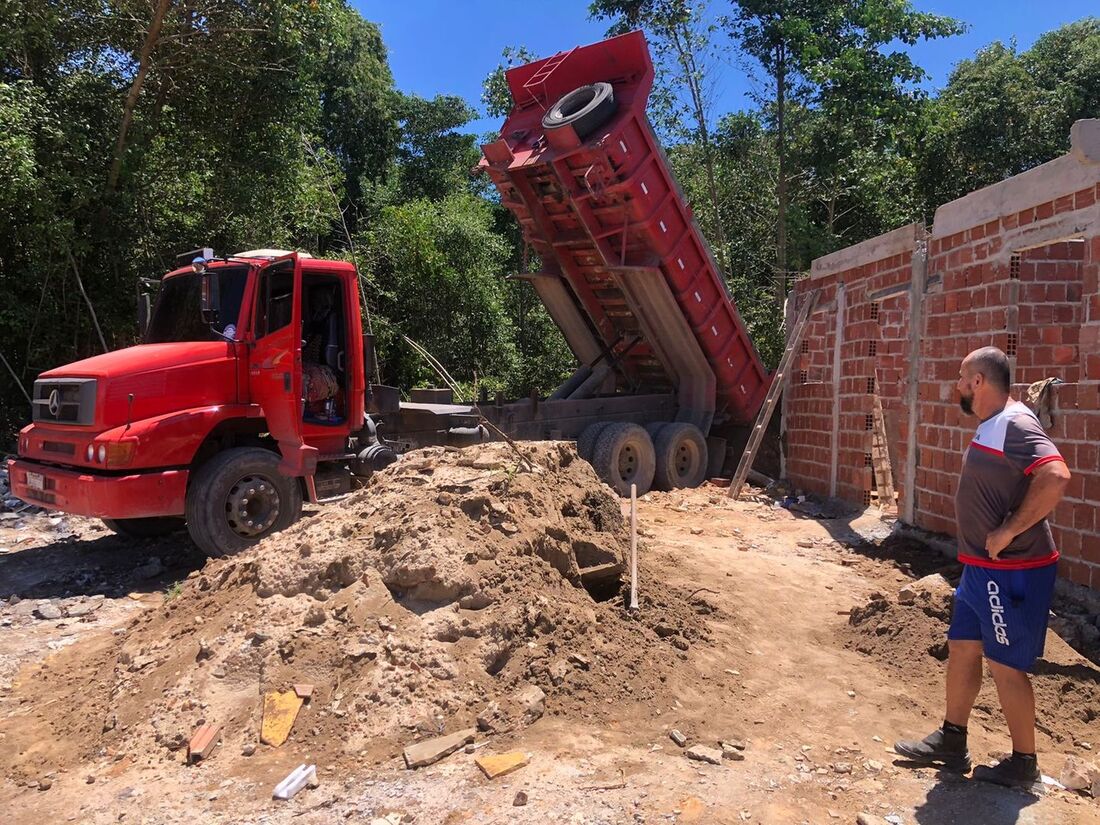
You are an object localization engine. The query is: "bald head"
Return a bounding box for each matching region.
[957,346,1011,418]
[963,347,1011,393]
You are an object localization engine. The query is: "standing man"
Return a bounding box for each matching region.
[895,347,1071,789]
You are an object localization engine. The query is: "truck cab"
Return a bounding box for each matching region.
[9,250,373,555]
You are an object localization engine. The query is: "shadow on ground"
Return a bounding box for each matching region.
[0,529,205,601]
[912,772,1042,825]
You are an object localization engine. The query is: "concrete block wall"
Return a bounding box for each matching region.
[785,119,1100,592]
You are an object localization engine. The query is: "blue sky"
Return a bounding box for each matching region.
[358,1,1097,134]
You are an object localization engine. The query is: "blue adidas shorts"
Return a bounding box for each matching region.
[947,562,1057,672]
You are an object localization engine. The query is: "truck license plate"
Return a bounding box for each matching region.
[26,472,44,491]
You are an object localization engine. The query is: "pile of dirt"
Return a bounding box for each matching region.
[845,576,1100,744]
[2,442,713,780]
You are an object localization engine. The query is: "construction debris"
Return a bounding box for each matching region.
[721,743,745,761]
[685,745,723,765]
[403,728,476,769]
[273,763,318,800]
[4,443,707,776]
[669,730,687,747]
[261,690,304,747]
[475,751,530,779]
[187,723,221,764]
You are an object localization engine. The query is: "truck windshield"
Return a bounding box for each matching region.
[145,265,250,344]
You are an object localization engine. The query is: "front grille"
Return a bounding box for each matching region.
[32,378,97,425]
[41,440,76,456]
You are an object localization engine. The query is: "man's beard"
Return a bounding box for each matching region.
[959,393,974,415]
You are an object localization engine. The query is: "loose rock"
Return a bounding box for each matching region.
[685,745,723,765]
[722,743,745,761]
[1060,755,1099,793]
[34,602,62,621]
[403,728,476,769]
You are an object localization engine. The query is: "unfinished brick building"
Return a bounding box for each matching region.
[784,119,1100,593]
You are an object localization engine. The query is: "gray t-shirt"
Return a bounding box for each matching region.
[954,400,1063,569]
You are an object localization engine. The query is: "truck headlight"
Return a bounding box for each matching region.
[97,444,107,463]
[86,444,95,462]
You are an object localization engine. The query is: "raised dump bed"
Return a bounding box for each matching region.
[479,31,770,430]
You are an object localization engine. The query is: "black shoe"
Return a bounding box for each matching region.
[894,726,971,771]
[972,754,1042,792]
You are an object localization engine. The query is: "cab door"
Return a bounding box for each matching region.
[248,253,318,477]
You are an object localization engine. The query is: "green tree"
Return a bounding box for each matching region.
[0,0,402,436]
[725,0,963,306]
[918,18,1100,210]
[481,45,539,119]
[361,194,519,393]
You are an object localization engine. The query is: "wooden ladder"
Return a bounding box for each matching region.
[870,393,897,511]
[728,290,819,500]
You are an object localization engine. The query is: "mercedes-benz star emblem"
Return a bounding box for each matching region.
[48,389,60,417]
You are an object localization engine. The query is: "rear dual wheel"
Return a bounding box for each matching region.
[651,423,708,491]
[577,421,614,462]
[591,422,656,497]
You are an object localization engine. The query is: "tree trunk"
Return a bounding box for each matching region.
[106,0,172,193]
[774,44,788,310]
[670,27,729,277]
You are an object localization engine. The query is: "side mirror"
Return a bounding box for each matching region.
[200,270,220,325]
[137,292,151,336]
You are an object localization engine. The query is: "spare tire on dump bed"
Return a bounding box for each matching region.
[542,82,617,139]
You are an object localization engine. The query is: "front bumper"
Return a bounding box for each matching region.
[8,459,188,519]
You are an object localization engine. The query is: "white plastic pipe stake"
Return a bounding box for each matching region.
[273,763,318,800]
[629,483,639,610]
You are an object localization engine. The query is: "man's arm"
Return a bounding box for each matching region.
[986,460,1071,559]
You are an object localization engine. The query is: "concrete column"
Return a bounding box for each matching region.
[829,283,846,498]
[902,239,928,524]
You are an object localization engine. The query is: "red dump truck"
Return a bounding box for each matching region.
[8,31,770,557]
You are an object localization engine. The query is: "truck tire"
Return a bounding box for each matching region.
[102,516,185,539]
[577,421,614,462]
[542,82,617,139]
[185,447,303,557]
[653,423,708,490]
[591,422,655,497]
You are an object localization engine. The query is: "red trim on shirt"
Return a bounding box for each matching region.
[958,550,1060,570]
[969,441,1004,457]
[1023,454,1065,475]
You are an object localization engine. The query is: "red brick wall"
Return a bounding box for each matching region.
[786,276,839,497]
[787,180,1100,592]
[788,250,914,507]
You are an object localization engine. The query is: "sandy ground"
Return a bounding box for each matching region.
[1,463,1099,825]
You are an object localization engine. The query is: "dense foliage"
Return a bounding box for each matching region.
[1,0,1097,441]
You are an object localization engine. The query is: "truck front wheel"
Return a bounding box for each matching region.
[185,447,303,557]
